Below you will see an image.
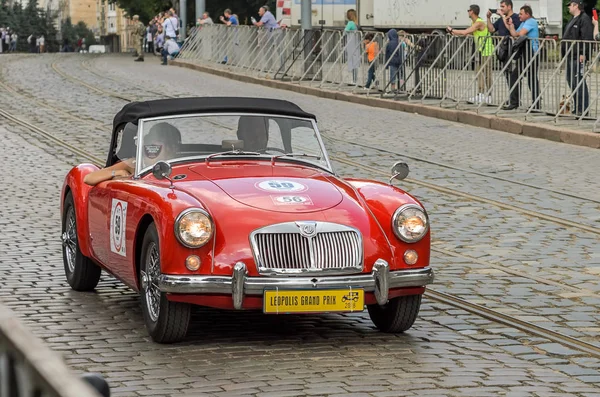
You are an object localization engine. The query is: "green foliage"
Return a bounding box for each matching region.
[61,18,96,48]
[108,0,172,23]
[0,0,60,52]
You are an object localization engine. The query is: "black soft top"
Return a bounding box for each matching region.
[112,97,316,132]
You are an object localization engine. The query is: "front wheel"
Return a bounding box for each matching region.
[367,294,422,333]
[140,223,190,343]
[62,192,101,291]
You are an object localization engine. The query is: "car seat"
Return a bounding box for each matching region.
[115,122,138,162]
[236,116,269,152]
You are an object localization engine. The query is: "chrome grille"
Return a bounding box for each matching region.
[251,222,363,275]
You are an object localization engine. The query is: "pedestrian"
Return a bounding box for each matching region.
[10,32,17,52]
[221,9,238,26]
[198,12,214,25]
[155,25,165,55]
[344,9,360,84]
[504,5,540,110]
[385,29,402,92]
[132,15,146,61]
[162,10,179,39]
[161,35,180,65]
[28,33,36,53]
[146,22,155,53]
[220,9,239,64]
[252,6,281,62]
[39,35,45,53]
[62,38,71,52]
[562,0,594,116]
[447,5,494,104]
[252,5,279,29]
[364,33,379,89]
[4,30,10,53]
[487,1,520,107]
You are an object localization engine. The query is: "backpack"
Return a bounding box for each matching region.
[496,36,512,63]
[511,35,529,59]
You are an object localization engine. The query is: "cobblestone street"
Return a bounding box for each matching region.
[0,53,599,397]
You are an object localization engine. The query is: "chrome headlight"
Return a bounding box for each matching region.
[175,209,213,248]
[392,204,429,243]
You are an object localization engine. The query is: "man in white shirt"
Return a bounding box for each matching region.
[162,10,179,39]
[161,35,180,65]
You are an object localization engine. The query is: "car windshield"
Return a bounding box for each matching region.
[132,114,329,174]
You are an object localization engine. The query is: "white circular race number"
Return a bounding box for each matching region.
[256,180,307,193]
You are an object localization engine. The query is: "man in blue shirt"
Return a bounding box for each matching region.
[220,9,239,26]
[220,9,239,64]
[503,5,540,110]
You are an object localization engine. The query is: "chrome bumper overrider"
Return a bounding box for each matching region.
[158,259,434,309]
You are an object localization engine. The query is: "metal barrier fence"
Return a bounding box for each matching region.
[0,304,104,397]
[178,26,600,131]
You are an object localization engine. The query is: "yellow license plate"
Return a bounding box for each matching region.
[263,289,364,314]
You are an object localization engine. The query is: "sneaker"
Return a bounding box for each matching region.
[468,94,481,104]
[134,58,144,62]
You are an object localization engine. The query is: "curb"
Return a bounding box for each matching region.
[171,60,600,150]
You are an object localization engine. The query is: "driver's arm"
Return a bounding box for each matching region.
[83,159,133,186]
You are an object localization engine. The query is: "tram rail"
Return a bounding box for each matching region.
[45,59,600,237]
[0,65,599,358]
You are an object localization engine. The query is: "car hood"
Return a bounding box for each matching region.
[171,162,393,275]
[187,162,343,213]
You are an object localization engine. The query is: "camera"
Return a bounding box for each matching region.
[489,8,497,14]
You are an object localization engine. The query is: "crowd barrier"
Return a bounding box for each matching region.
[178,26,600,132]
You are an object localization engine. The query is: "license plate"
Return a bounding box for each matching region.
[263,289,364,314]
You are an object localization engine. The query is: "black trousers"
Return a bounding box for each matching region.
[566,59,589,115]
[147,41,154,53]
[508,54,540,109]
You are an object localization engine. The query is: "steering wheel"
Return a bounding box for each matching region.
[264,147,287,154]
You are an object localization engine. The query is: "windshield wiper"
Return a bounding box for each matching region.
[205,150,263,163]
[271,153,322,164]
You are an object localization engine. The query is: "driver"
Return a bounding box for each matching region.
[84,122,181,186]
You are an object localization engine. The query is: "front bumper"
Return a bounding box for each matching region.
[158,259,434,309]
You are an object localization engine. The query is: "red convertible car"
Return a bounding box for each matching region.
[61,97,434,343]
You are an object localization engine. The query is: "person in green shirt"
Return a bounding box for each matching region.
[345,9,360,84]
[447,4,494,104]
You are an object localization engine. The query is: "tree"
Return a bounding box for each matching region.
[61,17,96,50]
[0,0,62,52]
[108,0,172,23]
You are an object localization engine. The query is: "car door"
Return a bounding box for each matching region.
[87,184,112,266]
[106,187,137,288]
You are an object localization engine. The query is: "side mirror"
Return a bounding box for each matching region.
[389,161,409,184]
[152,161,172,180]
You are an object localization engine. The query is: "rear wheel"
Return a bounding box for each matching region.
[62,192,101,291]
[367,294,422,333]
[140,223,190,343]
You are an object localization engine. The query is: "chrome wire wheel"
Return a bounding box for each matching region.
[142,242,161,323]
[63,207,78,274]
